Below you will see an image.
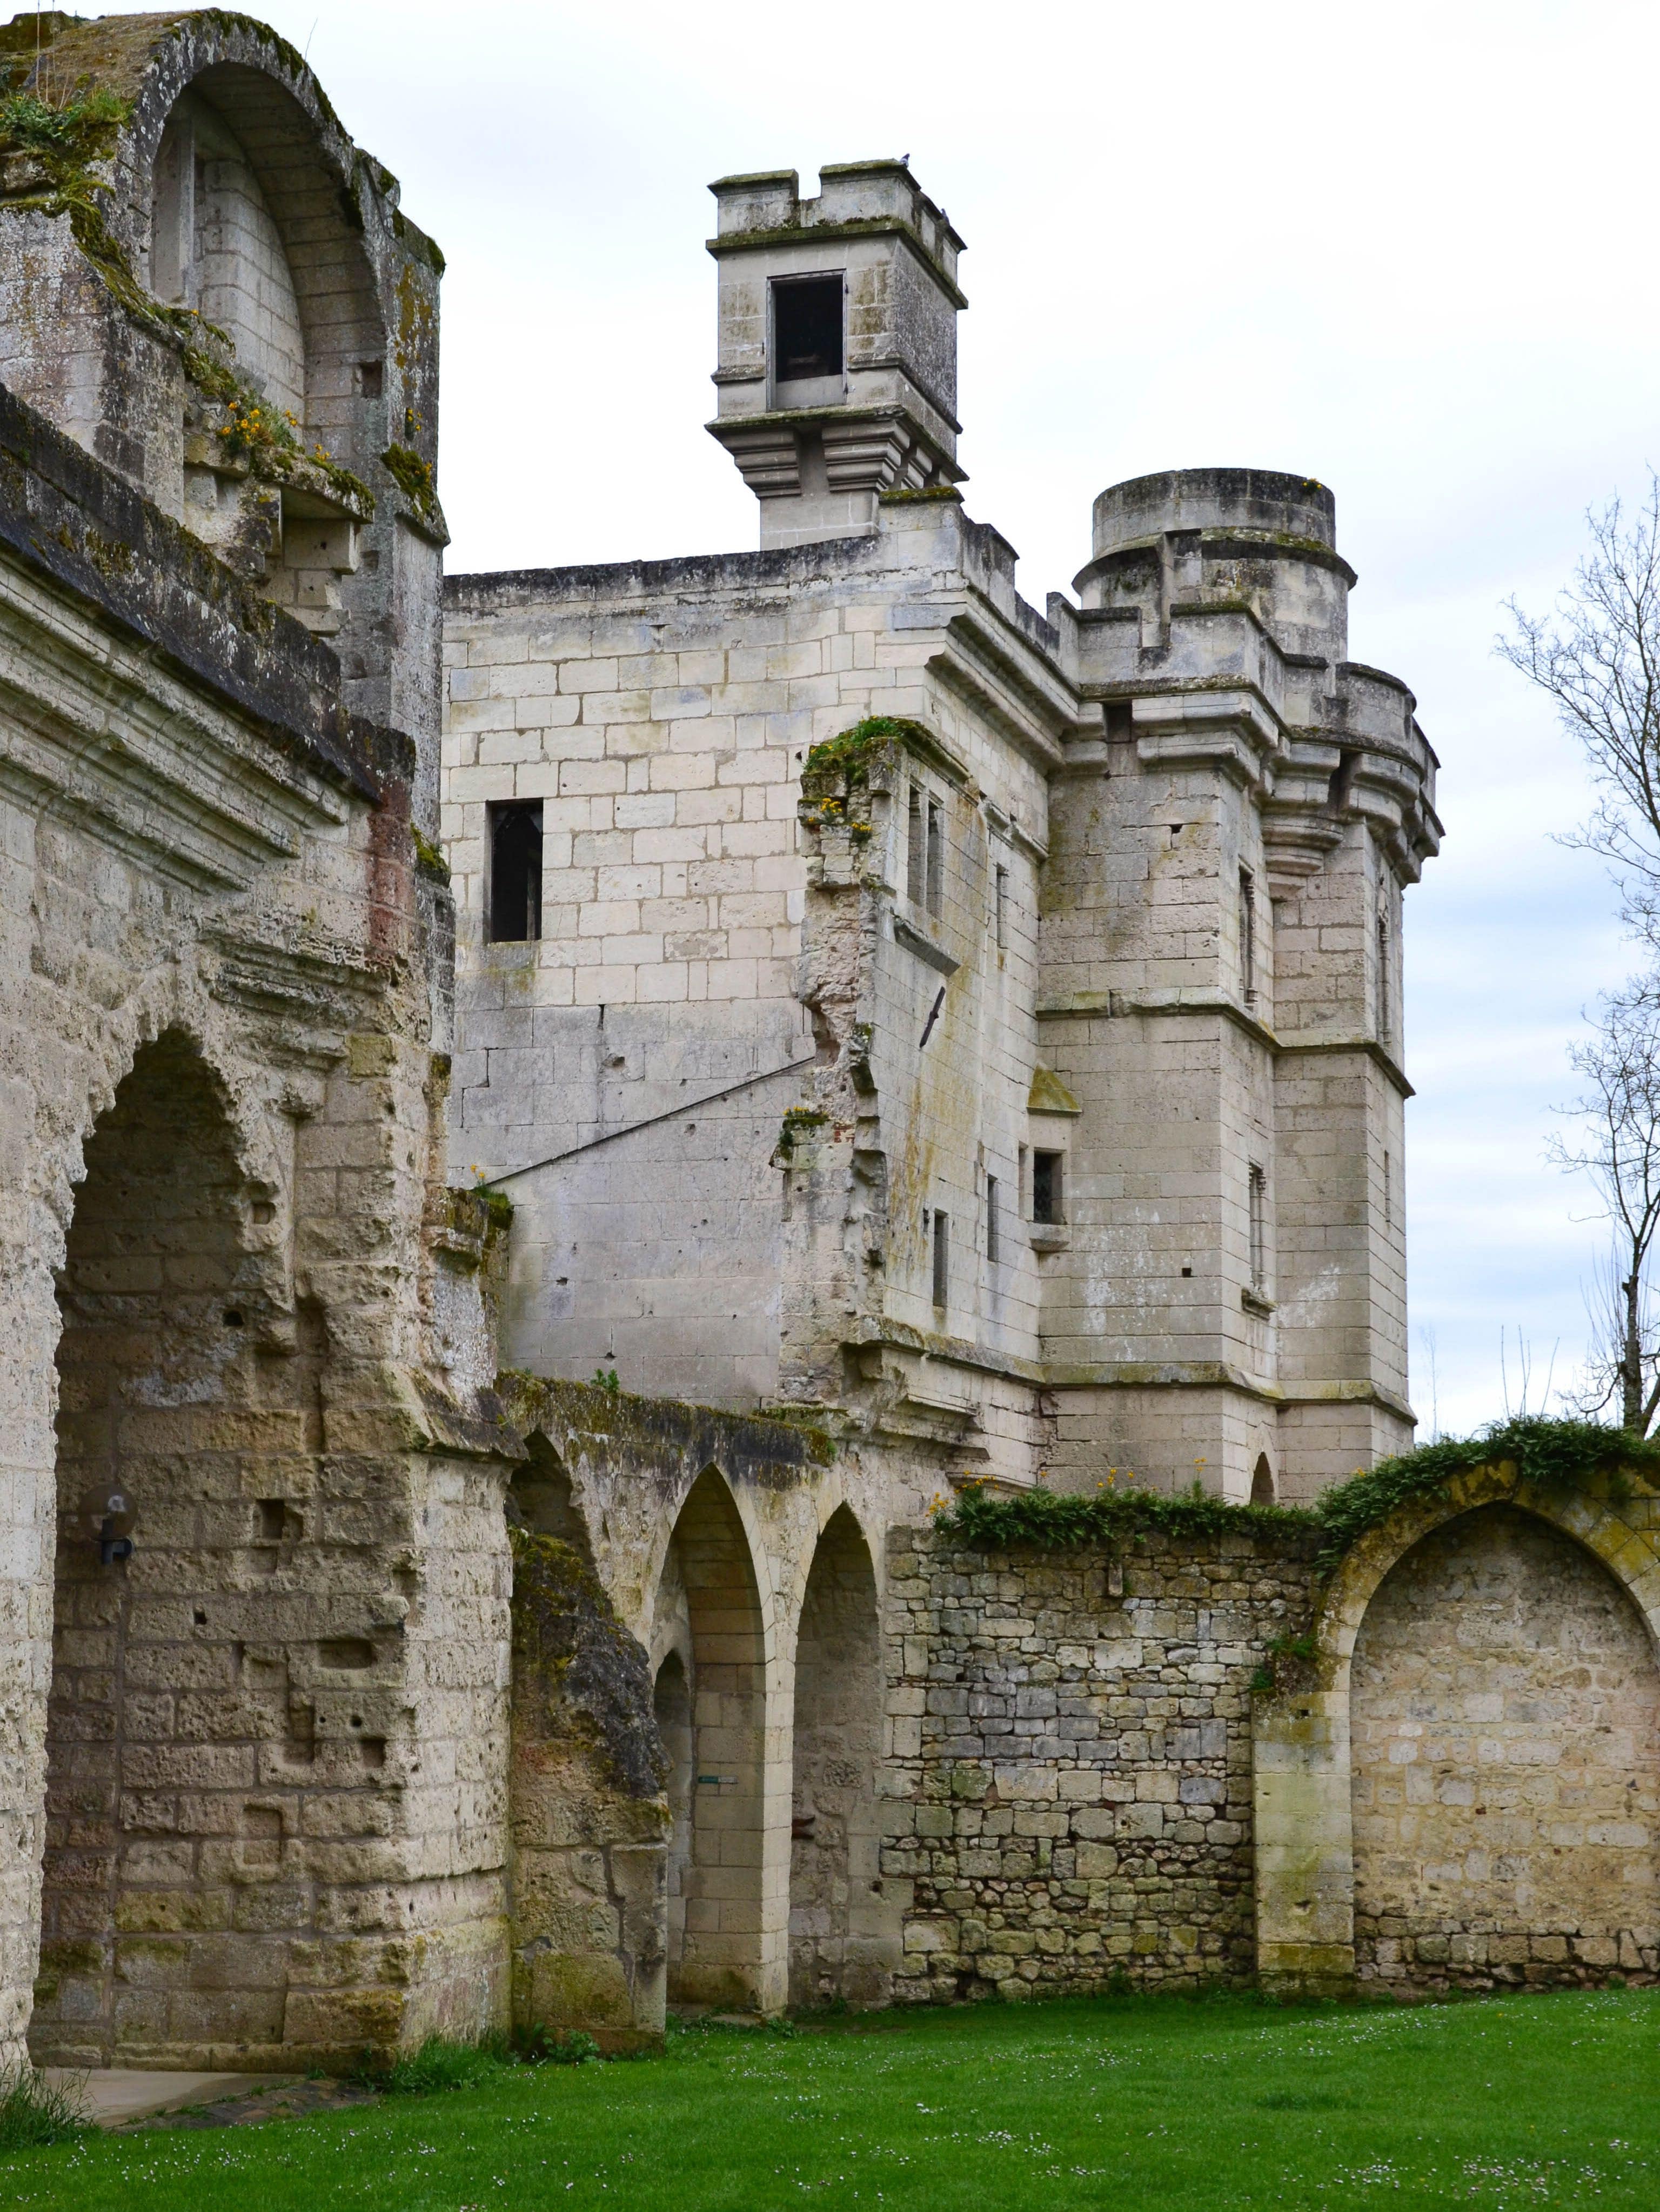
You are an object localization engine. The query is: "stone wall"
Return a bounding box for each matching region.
[1351,1503,1660,1992]
[883,1518,1321,1998]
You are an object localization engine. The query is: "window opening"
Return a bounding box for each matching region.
[487,800,543,944]
[1384,1150,1393,1229]
[932,1209,949,1308]
[986,1175,1000,1264]
[1250,1454,1275,1506]
[1018,1144,1028,1215]
[907,786,923,906]
[994,864,1009,950]
[772,275,843,383]
[1248,1162,1267,1290]
[1376,909,1391,1044]
[926,798,943,919]
[354,360,384,398]
[1033,1151,1063,1226]
[1240,868,1256,1005]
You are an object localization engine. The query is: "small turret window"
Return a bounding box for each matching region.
[772,276,844,383]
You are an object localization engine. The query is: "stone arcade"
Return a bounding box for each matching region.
[0,8,1655,2079]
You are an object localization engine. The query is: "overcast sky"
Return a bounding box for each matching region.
[108,0,1660,1437]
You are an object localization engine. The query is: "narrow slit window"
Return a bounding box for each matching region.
[1376,910,1391,1044]
[986,1174,1000,1264]
[1018,1144,1028,1217]
[1384,1150,1393,1229]
[932,1208,949,1308]
[926,798,943,919]
[487,800,543,944]
[1248,1162,1267,1290]
[907,786,924,906]
[772,275,843,383]
[1240,867,1256,1005]
[994,863,1009,950]
[1033,1150,1063,1226]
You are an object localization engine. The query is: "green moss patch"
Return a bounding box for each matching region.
[936,1416,1660,1577]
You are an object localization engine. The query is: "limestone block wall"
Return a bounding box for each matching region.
[0,378,514,2070]
[444,499,1068,1462]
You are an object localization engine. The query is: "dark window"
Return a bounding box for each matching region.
[354,359,384,398]
[1376,910,1391,1044]
[488,800,543,944]
[932,1208,949,1307]
[986,1175,999,1263]
[1033,1151,1063,1226]
[773,275,843,382]
[926,799,943,919]
[1240,867,1256,1005]
[994,863,1008,950]
[907,786,923,906]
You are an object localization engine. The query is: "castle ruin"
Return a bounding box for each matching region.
[0,8,1655,2077]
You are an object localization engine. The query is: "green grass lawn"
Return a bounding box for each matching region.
[6,1988,1659,2210]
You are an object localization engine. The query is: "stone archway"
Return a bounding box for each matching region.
[34,1032,312,2067]
[652,1467,778,2011]
[788,1506,897,2009]
[1351,1503,1660,1990]
[1254,1462,1660,1992]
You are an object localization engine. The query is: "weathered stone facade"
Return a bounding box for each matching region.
[3,8,1658,2091]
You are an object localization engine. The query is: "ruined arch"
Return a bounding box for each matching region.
[788,1505,896,2008]
[651,1467,774,2010]
[34,1030,319,2067]
[508,1433,595,1565]
[1254,1466,1660,1992]
[144,62,384,444]
[1351,1503,1660,1990]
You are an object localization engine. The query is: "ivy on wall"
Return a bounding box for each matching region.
[934,1416,1660,1578]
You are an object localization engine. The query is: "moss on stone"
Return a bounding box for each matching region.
[509,1528,665,1800]
[411,824,450,881]
[382,440,439,526]
[935,1416,1660,1577]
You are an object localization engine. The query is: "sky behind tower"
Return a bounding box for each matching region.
[91,0,1660,1438]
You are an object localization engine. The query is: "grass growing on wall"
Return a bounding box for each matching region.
[935,1415,1660,1574]
[5,1990,1659,2209]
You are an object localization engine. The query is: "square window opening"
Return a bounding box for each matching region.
[1033,1150,1064,1226]
[487,800,543,944]
[772,275,843,383]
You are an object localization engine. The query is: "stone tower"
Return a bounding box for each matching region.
[706,161,965,546]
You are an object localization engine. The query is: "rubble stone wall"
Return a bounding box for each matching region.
[882,1520,1320,1997]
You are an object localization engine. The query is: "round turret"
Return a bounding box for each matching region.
[1089,467,1335,561]
[1075,466,1353,663]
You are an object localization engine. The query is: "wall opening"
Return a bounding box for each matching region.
[771,275,843,384]
[36,1032,321,2068]
[1351,1503,1660,1992]
[651,1468,768,2009]
[508,1435,593,1564]
[487,801,543,944]
[1250,1454,1275,1506]
[789,1508,893,2008]
[1033,1150,1063,1226]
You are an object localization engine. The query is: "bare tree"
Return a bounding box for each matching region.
[1500,472,1660,937]
[1550,980,1660,1433]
